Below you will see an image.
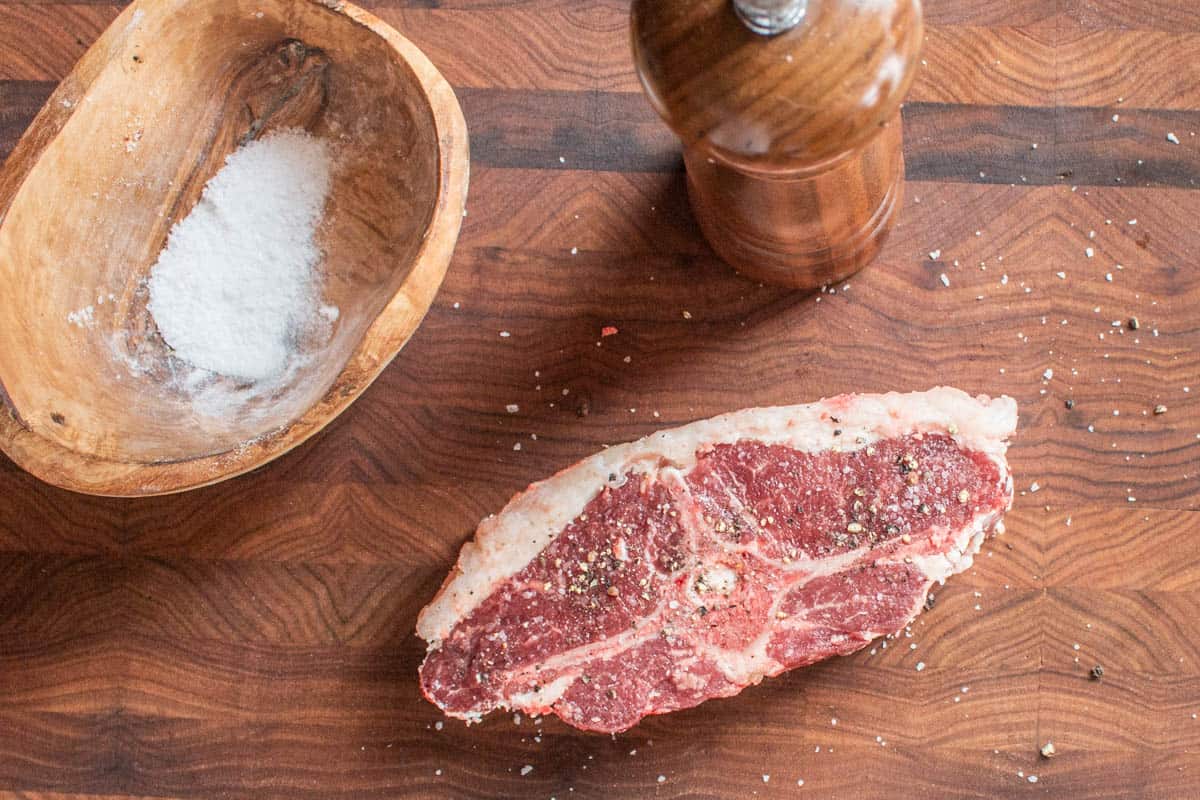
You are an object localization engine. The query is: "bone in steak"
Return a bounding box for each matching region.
[418,387,1017,733]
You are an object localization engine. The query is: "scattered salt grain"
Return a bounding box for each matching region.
[657,775,666,784]
[67,305,96,328]
[146,130,334,382]
[1085,247,1094,258]
[1028,776,1039,784]
[915,661,926,672]
[762,775,770,784]
[929,250,941,260]
[520,765,534,776]
[939,273,950,287]
[506,404,520,414]
[1168,132,1181,144]
[434,721,443,731]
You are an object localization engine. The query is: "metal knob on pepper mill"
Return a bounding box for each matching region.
[630,0,923,289]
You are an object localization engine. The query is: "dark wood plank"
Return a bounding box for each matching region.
[11,80,1200,189]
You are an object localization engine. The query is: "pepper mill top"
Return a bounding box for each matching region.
[631,0,923,172]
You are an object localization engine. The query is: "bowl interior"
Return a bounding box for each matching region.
[0,0,441,465]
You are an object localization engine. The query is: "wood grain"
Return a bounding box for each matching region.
[2,0,1200,797]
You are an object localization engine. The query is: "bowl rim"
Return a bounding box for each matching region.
[0,0,470,497]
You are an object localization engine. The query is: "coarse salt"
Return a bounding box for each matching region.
[147,130,334,382]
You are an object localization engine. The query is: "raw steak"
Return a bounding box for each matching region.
[418,387,1017,733]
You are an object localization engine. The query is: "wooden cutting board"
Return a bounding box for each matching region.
[1,1,1198,798]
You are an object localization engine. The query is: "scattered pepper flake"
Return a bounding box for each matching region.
[601,326,618,337]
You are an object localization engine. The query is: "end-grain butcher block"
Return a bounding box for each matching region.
[418,387,1017,733]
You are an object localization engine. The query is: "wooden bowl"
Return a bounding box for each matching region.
[0,0,469,496]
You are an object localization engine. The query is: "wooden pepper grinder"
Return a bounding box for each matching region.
[631,0,923,289]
